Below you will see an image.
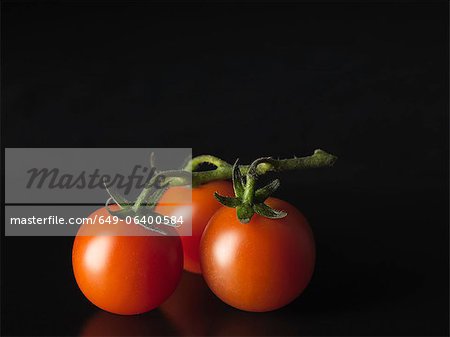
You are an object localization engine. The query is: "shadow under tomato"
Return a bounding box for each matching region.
[79,309,176,336]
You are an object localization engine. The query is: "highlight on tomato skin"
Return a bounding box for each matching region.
[72,206,184,316]
[157,180,234,274]
[200,197,315,312]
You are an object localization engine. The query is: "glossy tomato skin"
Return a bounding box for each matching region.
[200,198,315,312]
[72,207,183,315]
[156,181,234,274]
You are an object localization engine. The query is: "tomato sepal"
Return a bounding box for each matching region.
[253,202,287,219]
[104,183,133,209]
[254,179,281,203]
[104,181,174,235]
[215,160,288,223]
[231,159,246,198]
[213,192,241,208]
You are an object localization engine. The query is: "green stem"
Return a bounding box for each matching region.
[242,176,256,204]
[132,170,191,212]
[134,149,337,210]
[192,149,336,185]
[184,155,232,172]
[237,157,272,223]
[242,157,269,205]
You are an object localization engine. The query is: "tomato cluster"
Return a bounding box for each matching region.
[72,126,337,315]
[73,181,316,314]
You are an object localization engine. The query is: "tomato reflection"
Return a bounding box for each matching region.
[81,272,306,337]
[213,308,305,336]
[79,309,175,336]
[160,271,227,335]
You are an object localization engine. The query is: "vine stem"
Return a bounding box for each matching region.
[133,149,337,209]
[184,155,232,172]
[191,149,337,186]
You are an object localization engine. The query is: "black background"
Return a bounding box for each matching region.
[1,1,449,336]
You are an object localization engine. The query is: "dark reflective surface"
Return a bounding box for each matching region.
[160,272,225,336]
[80,310,176,337]
[162,272,310,336]
[2,1,448,336]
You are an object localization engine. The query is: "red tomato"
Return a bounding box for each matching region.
[72,207,183,315]
[200,197,315,312]
[157,180,234,274]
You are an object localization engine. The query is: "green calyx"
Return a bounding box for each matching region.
[102,160,190,235]
[214,158,288,224]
